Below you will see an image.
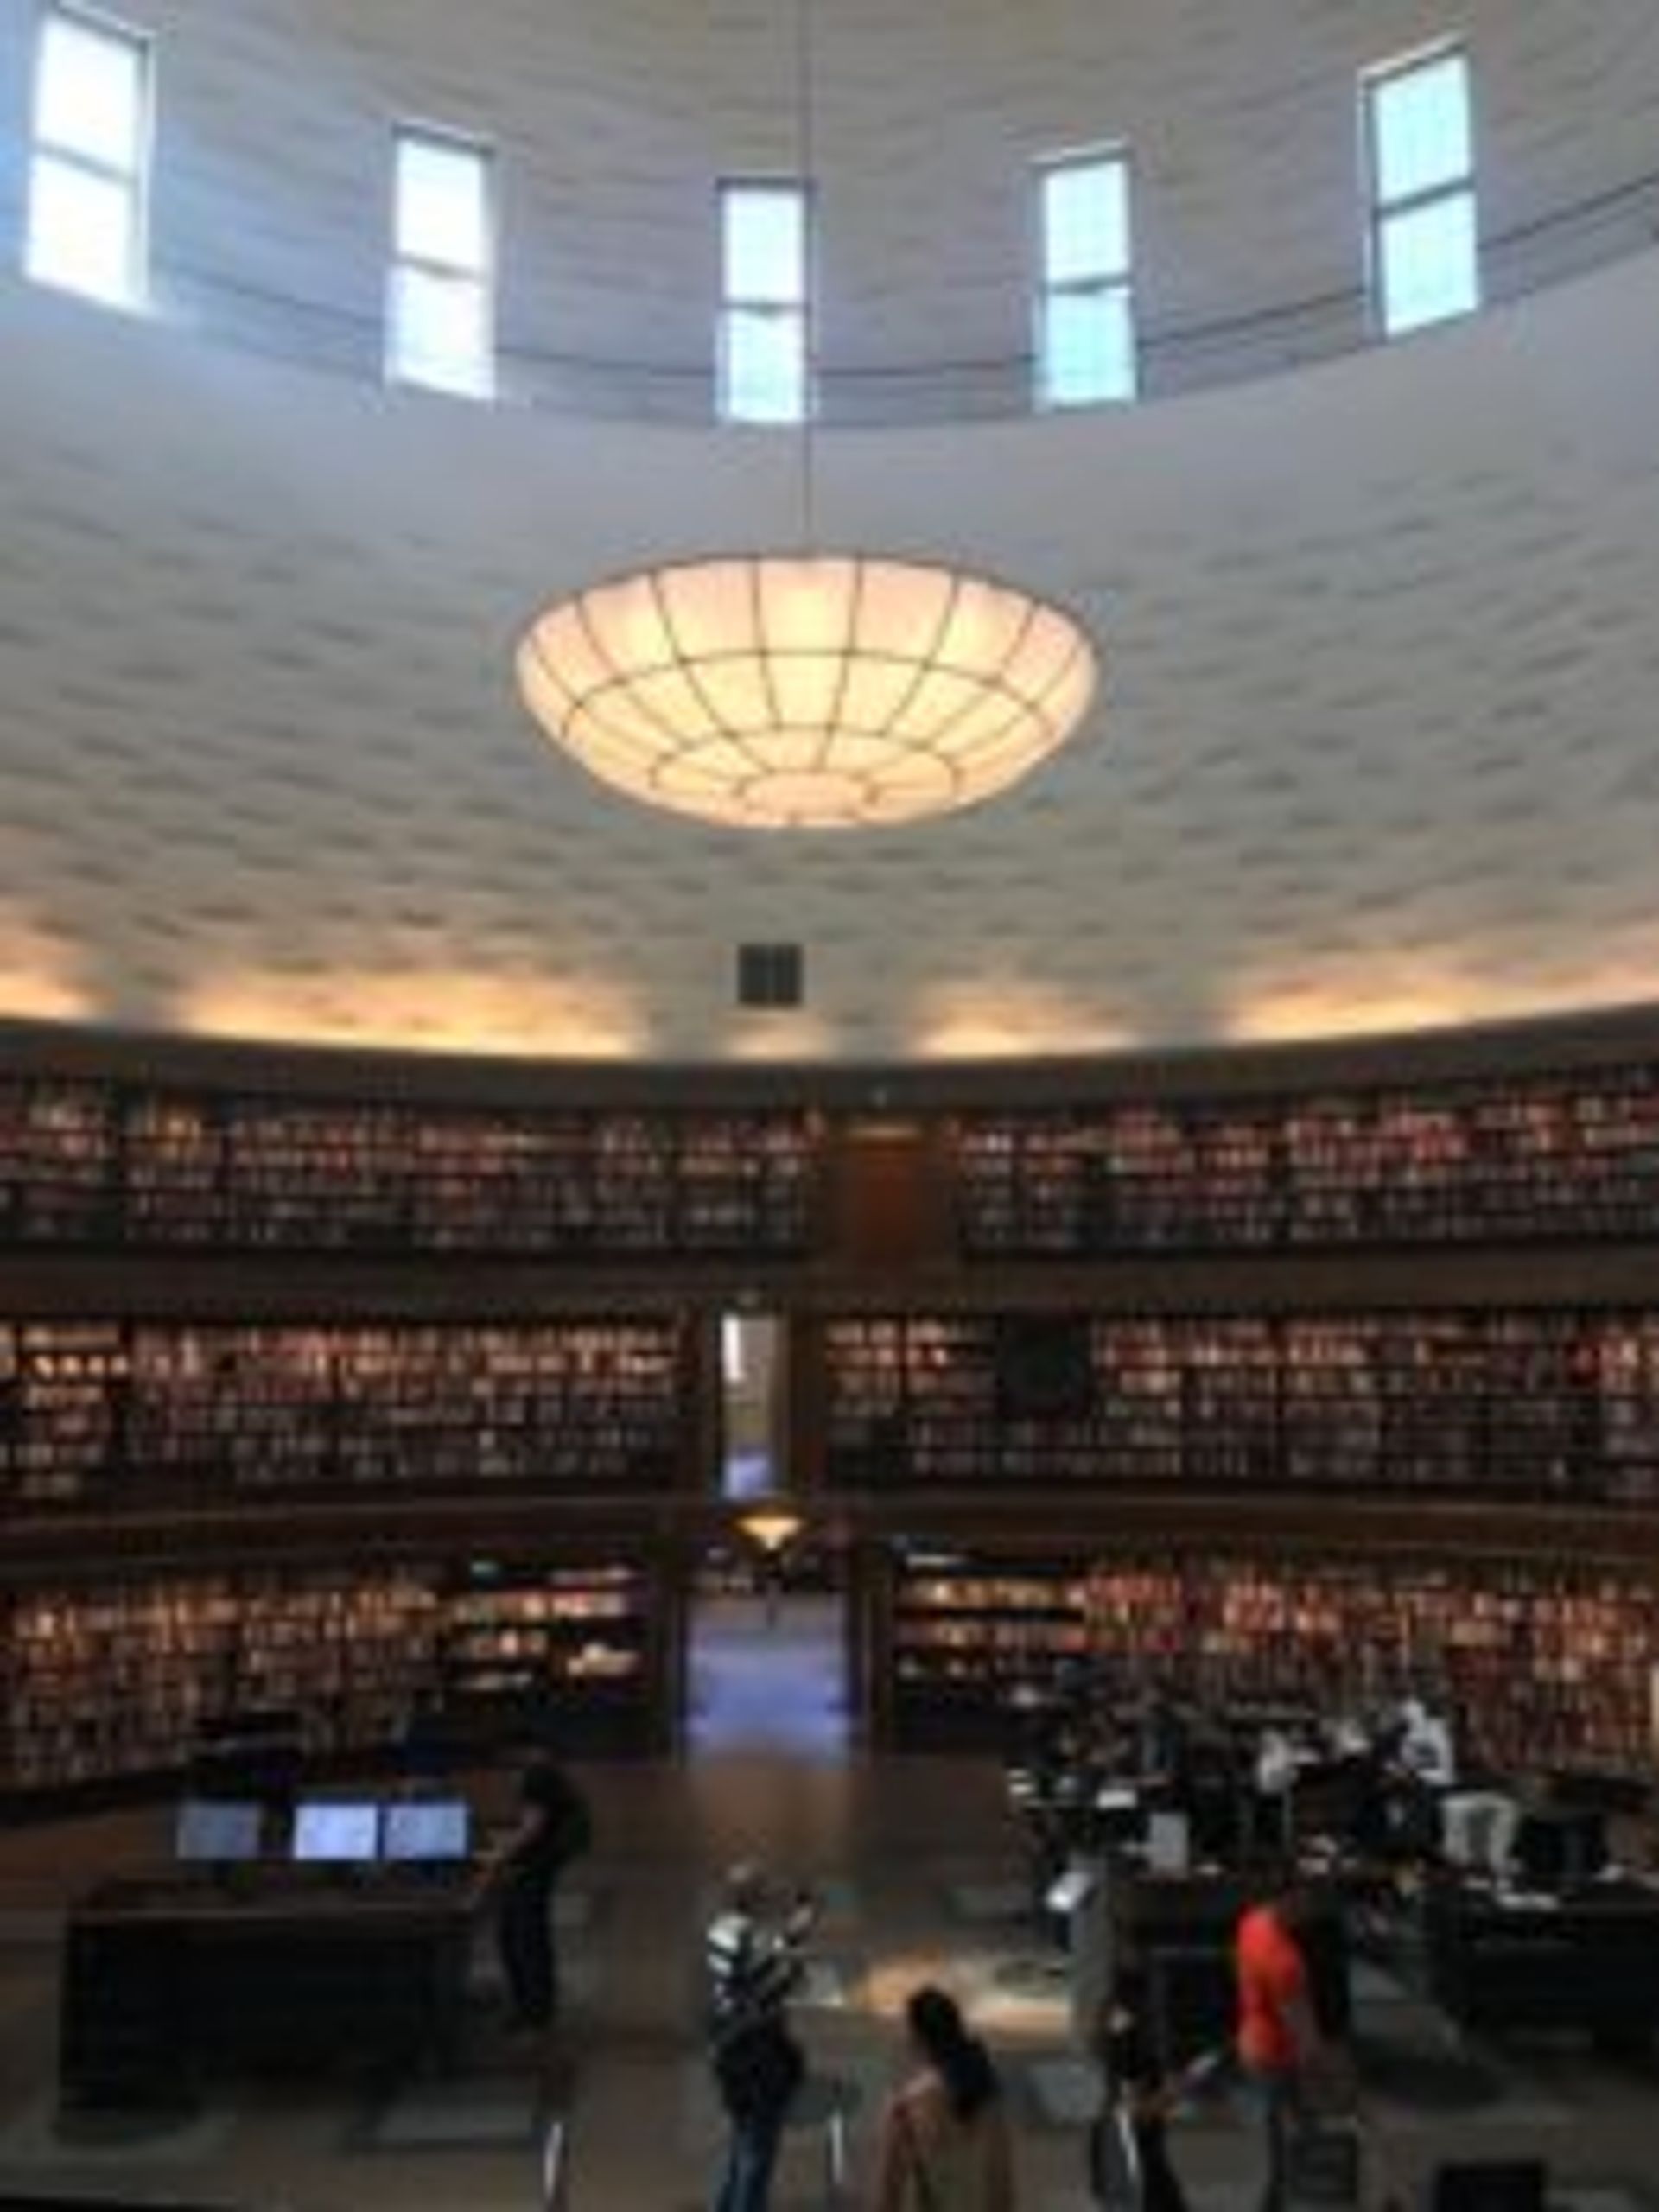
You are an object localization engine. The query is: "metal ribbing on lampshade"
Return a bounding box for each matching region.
[516,553,1098,830]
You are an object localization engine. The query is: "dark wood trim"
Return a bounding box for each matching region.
[10,1240,1659,1322]
[850,1492,1659,1567]
[5,1486,1655,1585]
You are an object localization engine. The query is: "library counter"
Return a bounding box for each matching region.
[1424,1877,1659,2050]
[60,1868,484,2108]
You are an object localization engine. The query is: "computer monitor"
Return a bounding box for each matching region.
[382,1799,471,1865]
[175,1797,263,1865]
[1147,1809,1191,1875]
[1044,1866,1097,1916]
[290,1800,381,1866]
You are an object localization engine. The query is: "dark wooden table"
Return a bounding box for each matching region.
[60,1867,481,2108]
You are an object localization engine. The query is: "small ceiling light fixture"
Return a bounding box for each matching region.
[513,0,1099,831]
[739,1506,804,1554]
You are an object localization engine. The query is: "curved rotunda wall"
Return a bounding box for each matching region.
[3,243,1659,1062]
[1,0,1659,410]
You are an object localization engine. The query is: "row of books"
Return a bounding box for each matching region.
[0,1320,690,1506]
[957,1068,1659,1249]
[891,1553,1659,1770]
[0,1084,813,1252]
[1,1562,655,1791]
[823,1313,1659,1501]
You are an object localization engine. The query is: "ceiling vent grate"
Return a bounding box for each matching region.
[737,943,804,1009]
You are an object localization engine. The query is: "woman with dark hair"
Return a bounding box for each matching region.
[873,1985,1014,2212]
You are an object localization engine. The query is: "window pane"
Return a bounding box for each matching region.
[723,186,805,305]
[1379,191,1478,334]
[1372,53,1471,205]
[389,264,493,396]
[396,135,489,272]
[1043,285,1135,406]
[1043,158,1129,284]
[36,13,144,169]
[722,305,805,423]
[26,153,135,302]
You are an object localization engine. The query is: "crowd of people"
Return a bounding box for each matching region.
[1011,1672,1522,1885]
[480,1716,1554,2211]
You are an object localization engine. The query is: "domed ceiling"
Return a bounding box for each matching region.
[2,0,1659,1061]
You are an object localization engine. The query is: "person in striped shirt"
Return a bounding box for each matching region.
[705,1861,817,2212]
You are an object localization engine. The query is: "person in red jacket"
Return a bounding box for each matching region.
[1234,1881,1329,2212]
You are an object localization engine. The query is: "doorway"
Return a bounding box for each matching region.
[684,1311,851,1758]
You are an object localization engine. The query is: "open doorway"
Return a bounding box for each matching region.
[684,1311,850,1758]
[718,1311,785,1503]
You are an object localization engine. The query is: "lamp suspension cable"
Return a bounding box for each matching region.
[794,0,817,550]
[512,0,1103,830]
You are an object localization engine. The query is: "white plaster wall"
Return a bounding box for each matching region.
[3,244,1659,1060]
[1,0,1657,406]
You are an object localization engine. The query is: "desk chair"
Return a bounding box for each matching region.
[540,2111,569,2210]
[782,2073,858,2206]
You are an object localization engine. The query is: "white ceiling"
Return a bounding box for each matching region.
[2,0,1658,1062]
[3,244,1658,1061]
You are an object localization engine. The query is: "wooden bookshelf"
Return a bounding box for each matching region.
[0,1568,439,1793]
[0,1083,118,1242]
[0,1077,817,1258]
[438,1560,661,1754]
[0,1552,671,1794]
[0,1318,693,1510]
[955,1064,1659,1255]
[817,1311,1659,1505]
[880,1545,1659,1770]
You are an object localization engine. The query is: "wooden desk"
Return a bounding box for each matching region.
[60,1869,482,2108]
[1424,1879,1659,2050]
[1109,1871,1351,2066]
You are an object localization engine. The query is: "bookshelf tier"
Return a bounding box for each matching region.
[886,1546,1659,1772]
[0,1080,814,1258]
[0,1317,692,1510]
[820,1311,1659,1504]
[0,1554,665,1794]
[955,1063,1659,1255]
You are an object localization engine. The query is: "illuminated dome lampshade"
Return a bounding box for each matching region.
[516,555,1099,830]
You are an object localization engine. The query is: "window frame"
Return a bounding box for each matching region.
[1034,144,1137,410]
[385,121,497,399]
[1362,39,1480,339]
[717,176,812,426]
[26,2,153,309]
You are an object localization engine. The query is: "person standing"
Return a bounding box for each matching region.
[873,1985,1014,2212]
[1233,1882,1328,2212]
[486,1750,592,2034]
[706,1862,815,2212]
[1091,1968,1193,2212]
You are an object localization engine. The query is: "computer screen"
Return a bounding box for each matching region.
[175,1797,263,1864]
[382,1799,471,1864]
[290,1801,381,1865]
[1147,1809,1192,1875]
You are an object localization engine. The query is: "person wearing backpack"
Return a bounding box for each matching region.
[705,1861,815,2212]
[486,1750,592,2034]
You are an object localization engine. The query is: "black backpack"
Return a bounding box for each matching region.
[549,1783,593,1867]
[712,2014,805,2123]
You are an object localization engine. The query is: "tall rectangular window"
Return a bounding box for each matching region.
[1037,151,1135,407]
[388,128,494,398]
[719,181,809,424]
[1364,44,1478,337]
[27,7,150,308]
